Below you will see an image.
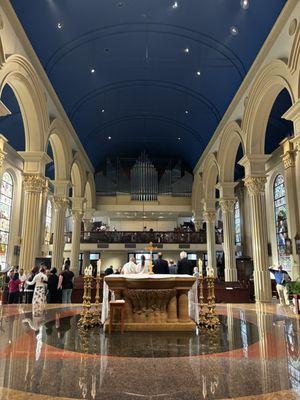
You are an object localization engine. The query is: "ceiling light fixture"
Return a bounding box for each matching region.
[230,26,239,35]
[178,137,181,141]
[57,22,63,29]
[90,68,96,74]
[108,136,112,140]
[101,108,105,113]
[172,2,178,9]
[196,71,201,76]
[185,110,189,114]
[184,47,190,54]
[240,0,249,9]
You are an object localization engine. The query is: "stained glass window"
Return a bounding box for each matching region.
[273,174,291,270]
[44,199,52,244]
[234,200,241,247]
[0,172,13,270]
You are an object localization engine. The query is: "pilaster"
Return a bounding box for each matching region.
[203,206,217,276]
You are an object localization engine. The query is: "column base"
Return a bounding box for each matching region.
[253,269,272,303]
[224,268,238,282]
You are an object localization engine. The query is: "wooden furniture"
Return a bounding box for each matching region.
[109,300,125,334]
[105,275,196,332]
[236,256,254,283]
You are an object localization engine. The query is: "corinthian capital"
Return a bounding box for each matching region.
[72,209,83,222]
[244,176,267,196]
[282,151,295,170]
[219,199,235,213]
[53,196,69,211]
[203,210,216,223]
[23,174,46,193]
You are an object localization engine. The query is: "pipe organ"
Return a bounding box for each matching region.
[131,152,158,201]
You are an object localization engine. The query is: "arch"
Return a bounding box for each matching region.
[70,156,86,198]
[217,121,245,182]
[288,24,300,77]
[0,53,49,151]
[202,153,219,207]
[84,174,96,209]
[46,119,73,181]
[242,59,297,155]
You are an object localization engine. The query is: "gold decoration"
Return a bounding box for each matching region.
[91,275,101,326]
[244,176,267,196]
[78,274,102,329]
[53,196,69,211]
[0,152,6,169]
[205,276,220,329]
[145,242,158,274]
[198,272,207,327]
[23,174,46,193]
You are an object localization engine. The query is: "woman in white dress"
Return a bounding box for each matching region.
[26,266,48,307]
[137,255,148,274]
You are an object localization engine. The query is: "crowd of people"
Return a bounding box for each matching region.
[3,258,75,307]
[104,251,199,276]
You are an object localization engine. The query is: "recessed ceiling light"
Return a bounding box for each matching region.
[178,137,181,141]
[184,48,190,54]
[240,0,249,9]
[108,136,112,140]
[172,1,178,9]
[196,71,201,76]
[57,22,63,29]
[230,26,239,36]
[90,68,96,74]
[185,110,189,114]
[101,108,105,113]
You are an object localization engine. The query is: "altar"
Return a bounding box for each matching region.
[104,274,197,332]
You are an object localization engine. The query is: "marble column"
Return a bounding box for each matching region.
[51,196,69,269]
[19,175,45,273]
[203,208,217,276]
[281,139,300,279]
[70,209,83,274]
[244,176,272,302]
[219,199,237,281]
[38,180,49,256]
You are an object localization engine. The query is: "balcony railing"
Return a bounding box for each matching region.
[58,230,223,245]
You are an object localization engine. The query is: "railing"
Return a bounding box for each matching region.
[58,230,223,245]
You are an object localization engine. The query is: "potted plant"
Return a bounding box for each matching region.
[287,279,300,314]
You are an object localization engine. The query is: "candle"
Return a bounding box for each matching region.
[97,259,101,276]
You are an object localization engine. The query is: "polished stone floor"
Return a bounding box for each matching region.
[0,303,298,399]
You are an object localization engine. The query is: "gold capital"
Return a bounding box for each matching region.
[219,199,235,213]
[282,151,295,170]
[23,175,46,193]
[203,210,216,223]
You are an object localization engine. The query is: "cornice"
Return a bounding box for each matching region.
[193,0,298,174]
[1,1,94,174]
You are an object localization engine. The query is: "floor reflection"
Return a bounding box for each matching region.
[0,305,297,400]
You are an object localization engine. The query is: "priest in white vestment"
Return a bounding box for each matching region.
[121,257,139,274]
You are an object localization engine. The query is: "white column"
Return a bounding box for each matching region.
[19,175,45,273]
[281,139,300,279]
[38,180,49,256]
[244,176,272,302]
[52,196,69,269]
[220,199,237,281]
[203,208,217,276]
[70,197,85,274]
[82,208,95,240]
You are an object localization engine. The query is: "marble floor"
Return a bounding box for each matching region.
[0,303,298,400]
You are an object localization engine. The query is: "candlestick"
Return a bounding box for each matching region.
[97,259,101,276]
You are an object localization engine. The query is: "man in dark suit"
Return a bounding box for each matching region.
[177,251,193,275]
[153,253,169,274]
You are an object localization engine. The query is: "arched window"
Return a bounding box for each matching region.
[273,174,291,270]
[234,200,241,247]
[44,199,52,244]
[0,172,13,270]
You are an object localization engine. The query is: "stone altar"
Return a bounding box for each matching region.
[104,274,196,331]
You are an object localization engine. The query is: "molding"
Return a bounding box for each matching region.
[1,1,94,174]
[193,0,298,174]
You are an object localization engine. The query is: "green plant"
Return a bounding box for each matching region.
[287,279,300,295]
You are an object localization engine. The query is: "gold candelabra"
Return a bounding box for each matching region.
[198,273,208,327]
[145,242,158,274]
[204,275,220,329]
[78,274,102,329]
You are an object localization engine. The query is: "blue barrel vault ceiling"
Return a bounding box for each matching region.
[4,0,287,171]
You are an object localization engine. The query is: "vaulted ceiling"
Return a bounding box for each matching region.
[6,0,287,170]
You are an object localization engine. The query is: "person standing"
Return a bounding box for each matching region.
[8,272,21,304]
[269,265,291,306]
[137,255,148,274]
[58,264,74,304]
[47,268,60,303]
[24,267,38,304]
[177,251,193,275]
[121,257,139,274]
[26,266,48,307]
[153,253,169,274]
